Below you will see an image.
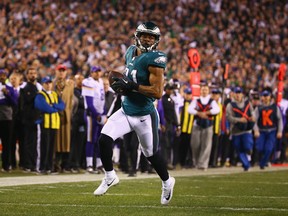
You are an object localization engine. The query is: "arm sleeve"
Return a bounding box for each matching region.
[226,103,240,124]
[85,96,99,118]
[253,107,259,132]
[276,106,284,133]
[34,94,58,114]
[249,102,255,119]
[172,107,179,126]
[82,84,94,97]
[187,99,198,115]
[209,100,220,115]
[226,119,230,130]
[157,99,166,125]
[53,97,66,111]
[3,85,18,106]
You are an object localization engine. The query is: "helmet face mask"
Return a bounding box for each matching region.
[134,22,161,52]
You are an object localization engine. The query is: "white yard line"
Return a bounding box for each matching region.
[0,202,287,212]
[0,166,287,187]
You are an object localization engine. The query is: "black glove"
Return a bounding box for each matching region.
[111,75,139,93]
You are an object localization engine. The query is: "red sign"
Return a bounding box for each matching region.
[278,63,286,81]
[190,72,200,97]
[224,64,229,80]
[277,63,286,105]
[188,49,200,69]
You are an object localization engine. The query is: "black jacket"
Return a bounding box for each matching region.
[19,82,41,125]
[72,87,86,127]
[161,94,178,126]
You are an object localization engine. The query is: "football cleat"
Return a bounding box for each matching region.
[86,166,98,174]
[94,175,120,195]
[161,177,175,205]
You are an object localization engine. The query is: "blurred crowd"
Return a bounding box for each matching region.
[0,0,287,93]
[1,65,287,175]
[0,0,287,174]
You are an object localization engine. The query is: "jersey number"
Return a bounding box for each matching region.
[100,89,104,101]
[125,68,138,83]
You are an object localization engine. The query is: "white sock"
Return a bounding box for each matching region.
[106,170,116,179]
[86,157,93,167]
[113,146,120,163]
[163,177,172,187]
[96,158,103,168]
[247,154,251,162]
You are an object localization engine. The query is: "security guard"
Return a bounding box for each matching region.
[179,87,194,168]
[34,76,65,174]
[188,81,220,170]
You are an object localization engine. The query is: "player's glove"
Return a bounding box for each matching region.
[111,75,139,93]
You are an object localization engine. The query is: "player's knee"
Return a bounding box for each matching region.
[146,151,160,163]
[99,134,114,147]
[142,150,153,158]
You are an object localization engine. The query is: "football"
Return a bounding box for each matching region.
[108,71,124,86]
[108,70,127,95]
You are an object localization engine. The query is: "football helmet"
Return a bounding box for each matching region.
[134,21,161,52]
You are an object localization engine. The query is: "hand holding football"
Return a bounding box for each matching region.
[108,71,139,95]
[108,71,127,95]
[108,71,124,86]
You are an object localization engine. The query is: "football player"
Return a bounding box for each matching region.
[94,22,175,205]
[82,66,106,173]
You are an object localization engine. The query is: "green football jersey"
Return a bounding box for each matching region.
[122,45,167,116]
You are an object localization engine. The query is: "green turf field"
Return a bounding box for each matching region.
[0,170,287,216]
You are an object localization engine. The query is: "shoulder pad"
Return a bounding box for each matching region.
[82,77,95,88]
[147,51,167,67]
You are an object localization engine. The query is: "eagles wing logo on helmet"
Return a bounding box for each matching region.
[135,22,161,53]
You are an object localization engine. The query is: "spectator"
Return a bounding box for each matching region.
[209,87,223,167]
[219,89,235,167]
[122,131,139,177]
[18,67,41,172]
[7,72,21,169]
[0,69,18,172]
[103,77,116,112]
[53,64,74,173]
[70,73,86,173]
[169,81,183,168]
[274,96,288,164]
[161,83,181,169]
[0,1,286,94]
[179,87,194,169]
[219,92,234,167]
[34,76,65,174]
[249,89,261,166]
